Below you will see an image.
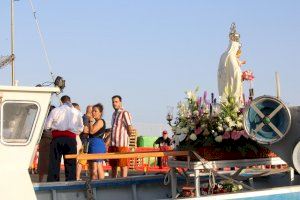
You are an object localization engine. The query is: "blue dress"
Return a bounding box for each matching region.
[88,119,107,162]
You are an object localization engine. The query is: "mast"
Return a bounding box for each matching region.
[11,0,15,86]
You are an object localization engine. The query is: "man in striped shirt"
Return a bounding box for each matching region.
[109,95,134,178]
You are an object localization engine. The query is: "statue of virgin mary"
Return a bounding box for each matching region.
[218,23,243,102]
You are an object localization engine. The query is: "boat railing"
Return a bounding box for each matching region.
[30,147,186,174]
[64,150,189,160]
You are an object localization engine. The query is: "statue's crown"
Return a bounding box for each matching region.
[229,23,240,42]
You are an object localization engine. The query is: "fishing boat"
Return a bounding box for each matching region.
[1,1,300,200]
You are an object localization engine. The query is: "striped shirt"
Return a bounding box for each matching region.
[111,108,132,147]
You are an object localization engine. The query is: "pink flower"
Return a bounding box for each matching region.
[195,127,202,135]
[222,131,231,140]
[231,130,241,140]
[242,70,255,81]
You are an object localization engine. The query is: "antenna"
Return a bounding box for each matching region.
[11,0,15,86]
[275,72,281,99]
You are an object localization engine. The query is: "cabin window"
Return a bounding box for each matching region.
[1,101,39,145]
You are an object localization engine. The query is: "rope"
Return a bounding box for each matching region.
[208,169,216,194]
[28,0,55,81]
[163,171,171,185]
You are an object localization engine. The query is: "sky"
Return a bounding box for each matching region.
[0,1,300,136]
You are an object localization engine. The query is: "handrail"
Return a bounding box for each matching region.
[65,150,189,160]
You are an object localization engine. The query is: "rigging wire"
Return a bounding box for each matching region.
[27,0,62,104]
[28,0,55,81]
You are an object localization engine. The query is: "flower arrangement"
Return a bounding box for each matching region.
[201,180,243,195]
[179,180,243,197]
[242,70,254,81]
[170,87,275,160]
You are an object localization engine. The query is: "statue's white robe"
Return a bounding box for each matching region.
[218,41,243,102]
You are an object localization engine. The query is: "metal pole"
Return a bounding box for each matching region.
[275,72,281,99]
[11,0,15,86]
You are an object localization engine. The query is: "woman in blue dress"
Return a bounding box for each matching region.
[87,103,106,180]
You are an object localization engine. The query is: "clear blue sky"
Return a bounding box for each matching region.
[1,1,300,135]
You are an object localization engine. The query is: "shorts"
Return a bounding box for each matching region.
[108,146,129,167]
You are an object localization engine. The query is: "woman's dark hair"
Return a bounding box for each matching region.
[93,103,104,113]
[112,95,122,102]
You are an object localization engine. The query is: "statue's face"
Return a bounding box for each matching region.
[229,33,240,42]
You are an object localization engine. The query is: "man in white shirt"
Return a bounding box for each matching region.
[45,95,83,182]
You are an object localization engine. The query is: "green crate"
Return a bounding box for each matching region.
[137,136,158,147]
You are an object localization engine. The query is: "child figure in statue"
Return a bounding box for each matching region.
[236,48,246,68]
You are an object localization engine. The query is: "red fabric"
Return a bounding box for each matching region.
[52,130,76,139]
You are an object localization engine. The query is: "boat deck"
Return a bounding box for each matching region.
[31,169,300,200]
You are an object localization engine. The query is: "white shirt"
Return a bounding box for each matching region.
[45,104,84,135]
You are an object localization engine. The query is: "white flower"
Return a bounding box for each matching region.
[185,90,197,101]
[189,133,197,141]
[233,107,239,113]
[215,135,223,143]
[237,121,243,128]
[228,120,236,128]
[181,127,189,134]
[213,132,218,137]
[225,127,232,132]
[217,125,223,132]
[186,90,193,99]
[224,116,231,123]
[238,115,244,121]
